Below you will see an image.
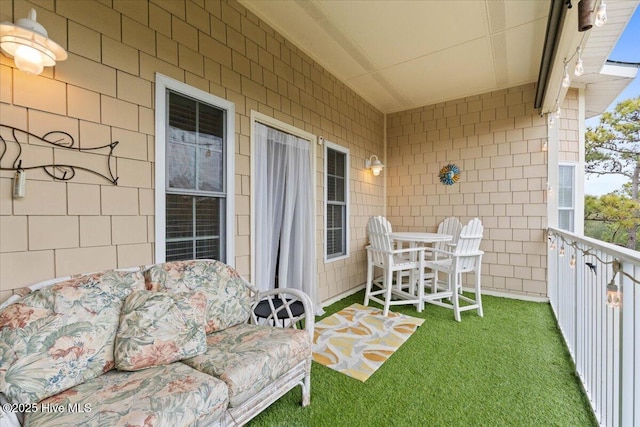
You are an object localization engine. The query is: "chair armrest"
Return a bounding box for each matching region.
[250,288,314,344]
[425,248,484,258]
[423,247,453,258]
[366,245,426,256]
[454,251,484,258]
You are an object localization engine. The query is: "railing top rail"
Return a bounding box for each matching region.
[548,227,640,266]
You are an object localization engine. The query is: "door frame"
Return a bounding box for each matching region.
[249,111,318,286]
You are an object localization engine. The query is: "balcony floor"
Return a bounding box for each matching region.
[250,290,597,426]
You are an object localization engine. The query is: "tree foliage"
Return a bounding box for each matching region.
[585,96,640,250]
[584,194,639,250]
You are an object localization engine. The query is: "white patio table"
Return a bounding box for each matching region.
[390,232,453,246]
[389,232,453,298]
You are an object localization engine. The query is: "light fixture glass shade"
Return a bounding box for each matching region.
[14,44,44,74]
[595,2,607,27]
[606,281,620,308]
[0,9,67,75]
[365,155,384,176]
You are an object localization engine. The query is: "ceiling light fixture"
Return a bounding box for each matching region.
[0,8,67,75]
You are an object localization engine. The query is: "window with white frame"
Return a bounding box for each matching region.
[324,142,349,261]
[558,164,575,232]
[155,74,235,265]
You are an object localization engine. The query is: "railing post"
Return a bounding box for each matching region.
[619,260,635,426]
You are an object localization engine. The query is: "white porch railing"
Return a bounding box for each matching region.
[547,227,639,427]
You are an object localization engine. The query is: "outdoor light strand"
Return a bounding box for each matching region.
[547,30,588,124]
[546,0,609,121]
[547,231,640,309]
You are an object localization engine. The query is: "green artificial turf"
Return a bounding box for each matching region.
[248,290,597,427]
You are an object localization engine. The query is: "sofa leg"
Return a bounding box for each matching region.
[302,360,311,407]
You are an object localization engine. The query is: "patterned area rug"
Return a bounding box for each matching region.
[312,303,424,382]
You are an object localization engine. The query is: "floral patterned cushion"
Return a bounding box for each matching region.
[144,260,256,333]
[182,323,311,407]
[0,270,145,404]
[115,290,207,371]
[24,363,229,427]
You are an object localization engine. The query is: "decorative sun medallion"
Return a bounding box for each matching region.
[439,164,460,185]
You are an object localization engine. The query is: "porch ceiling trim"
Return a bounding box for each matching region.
[534,0,568,111]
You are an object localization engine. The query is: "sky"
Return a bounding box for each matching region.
[583,6,640,196]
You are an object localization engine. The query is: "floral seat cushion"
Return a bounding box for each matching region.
[0,270,145,404]
[24,363,229,427]
[182,323,311,407]
[144,260,257,334]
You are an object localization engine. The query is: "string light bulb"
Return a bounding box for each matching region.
[559,245,565,257]
[595,1,607,27]
[606,280,620,308]
[555,101,562,119]
[574,48,584,76]
[570,254,576,268]
[562,64,571,87]
[542,139,548,152]
[548,113,554,128]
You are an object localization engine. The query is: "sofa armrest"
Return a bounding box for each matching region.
[250,288,314,344]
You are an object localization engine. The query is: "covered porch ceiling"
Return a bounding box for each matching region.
[239,0,638,116]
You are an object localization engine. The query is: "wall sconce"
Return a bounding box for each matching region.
[0,8,67,75]
[365,155,384,176]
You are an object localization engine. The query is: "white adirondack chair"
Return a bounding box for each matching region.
[428,216,463,293]
[364,216,426,316]
[435,217,462,252]
[423,218,484,322]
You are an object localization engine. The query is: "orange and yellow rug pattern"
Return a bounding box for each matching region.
[312,303,424,382]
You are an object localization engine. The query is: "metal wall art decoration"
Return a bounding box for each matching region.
[0,125,119,184]
[439,164,460,186]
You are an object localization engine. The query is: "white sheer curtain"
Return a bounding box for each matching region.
[254,122,321,314]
